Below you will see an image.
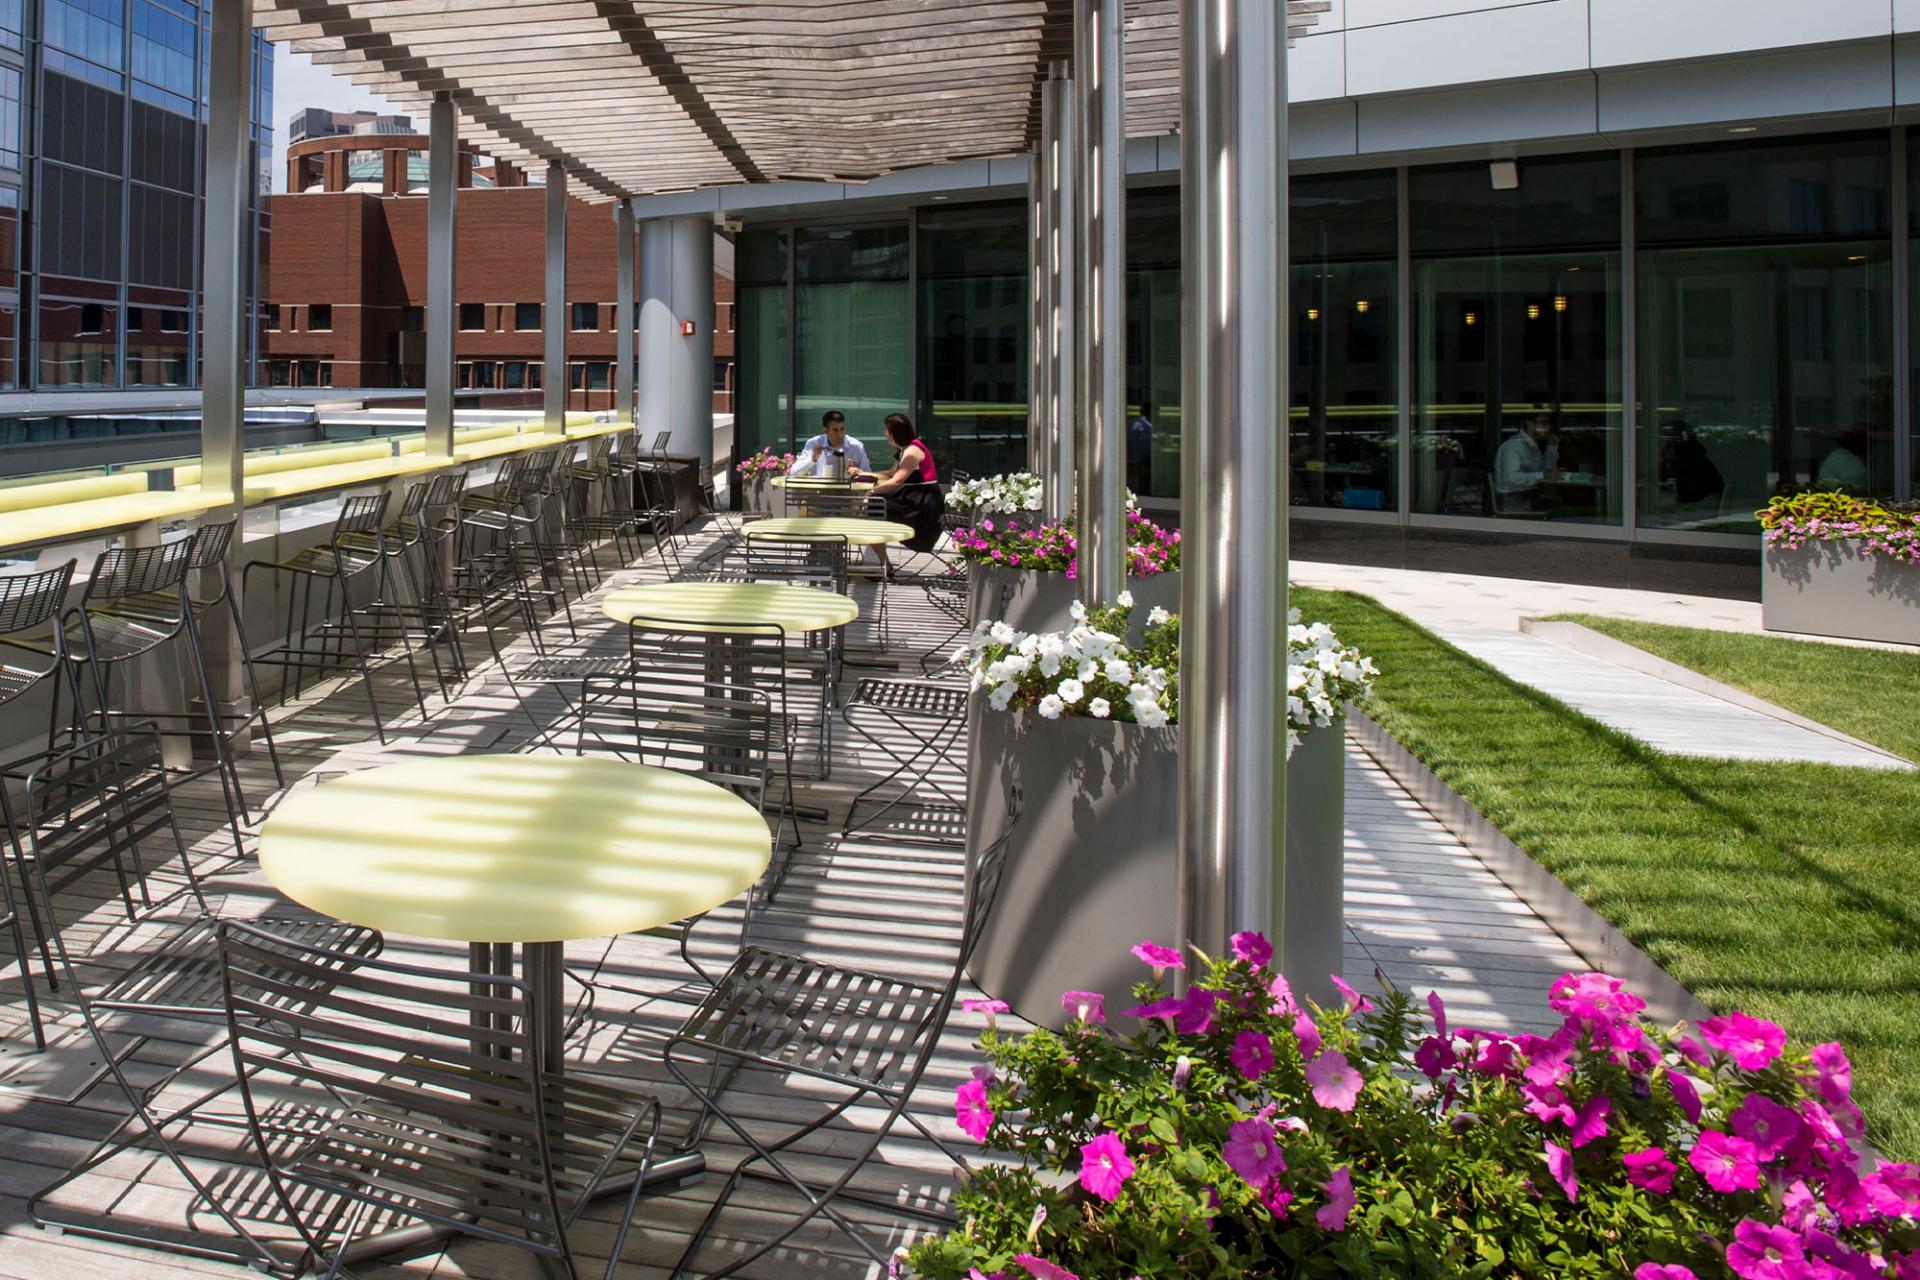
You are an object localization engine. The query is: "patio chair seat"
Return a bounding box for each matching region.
[61,611,176,666]
[517,654,630,683]
[674,945,947,1092]
[846,679,966,720]
[93,915,383,1017]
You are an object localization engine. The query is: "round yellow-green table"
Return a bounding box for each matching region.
[743,516,913,547]
[769,475,874,490]
[601,580,858,634]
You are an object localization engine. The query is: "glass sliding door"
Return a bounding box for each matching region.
[918,201,1029,478]
[734,229,790,459]
[1126,187,1182,500]
[794,224,909,453]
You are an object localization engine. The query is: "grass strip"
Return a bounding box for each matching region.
[1298,586,1920,1159]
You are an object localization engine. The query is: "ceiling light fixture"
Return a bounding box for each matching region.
[1729,126,1759,134]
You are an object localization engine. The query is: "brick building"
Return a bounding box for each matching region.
[263,127,735,413]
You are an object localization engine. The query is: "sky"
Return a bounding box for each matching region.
[268,48,399,192]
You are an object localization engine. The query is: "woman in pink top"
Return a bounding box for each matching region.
[860,412,946,553]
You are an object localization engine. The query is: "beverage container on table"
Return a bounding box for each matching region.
[831,447,846,480]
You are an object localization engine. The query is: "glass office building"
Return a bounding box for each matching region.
[0,0,272,393]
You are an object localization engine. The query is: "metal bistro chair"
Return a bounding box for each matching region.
[564,433,640,575]
[839,668,969,844]
[217,920,663,1280]
[335,474,464,703]
[20,726,382,1270]
[663,796,1022,1279]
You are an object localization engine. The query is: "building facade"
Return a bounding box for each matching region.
[0,0,272,396]
[264,126,735,414]
[705,1,1920,598]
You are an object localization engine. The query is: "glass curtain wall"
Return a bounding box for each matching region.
[1291,170,1398,511]
[917,201,1028,478]
[1127,187,1182,499]
[1411,155,1623,524]
[1638,134,1892,532]
[733,228,789,460]
[793,224,909,452]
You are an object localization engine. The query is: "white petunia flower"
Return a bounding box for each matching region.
[1057,678,1085,705]
[1088,697,1111,719]
[1135,701,1169,729]
[989,621,1016,645]
[1116,590,1135,608]
[1104,658,1132,685]
[1146,606,1171,627]
[1038,694,1065,719]
[1069,600,1088,623]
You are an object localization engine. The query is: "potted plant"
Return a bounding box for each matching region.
[1759,492,1920,645]
[950,471,1046,522]
[734,446,793,515]
[953,510,1182,637]
[910,952,1906,1280]
[964,597,1374,1021]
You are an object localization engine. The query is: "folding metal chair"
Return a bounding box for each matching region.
[19,726,382,1269]
[662,798,1022,1278]
[839,672,969,844]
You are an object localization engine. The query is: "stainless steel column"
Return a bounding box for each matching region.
[639,217,716,471]
[424,92,457,458]
[616,202,637,426]
[1044,61,1077,522]
[200,0,251,508]
[1074,1,1124,600]
[1028,144,1046,477]
[543,161,569,435]
[1177,0,1290,956]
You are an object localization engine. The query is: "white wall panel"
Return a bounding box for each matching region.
[1597,44,1892,134]
[1899,0,1920,35]
[1345,0,1589,98]
[1289,30,1346,103]
[1290,101,1361,160]
[1347,0,1546,29]
[1593,0,1891,68]
[1357,74,1597,152]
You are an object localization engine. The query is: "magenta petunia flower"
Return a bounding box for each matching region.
[1263,1182,1295,1217]
[1866,1164,1920,1218]
[1229,1031,1275,1082]
[1123,994,1182,1024]
[1268,973,1298,1016]
[1230,931,1273,968]
[1522,1083,1576,1127]
[1222,1118,1287,1191]
[961,997,1010,1031]
[1012,1254,1077,1280]
[1544,1141,1578,1202]
[1725,1218,1804,1280]
[1292,1011,1322,1060]
[1426,989,1449,1039]
[954,1079,994,1143]
[1173,986,1217,1036]
[1548,971,1647,1026]
[1690,1130,1762,1193]
[972,1062,996,1085]
[1077,1131,1135,1203]
[1060,990,1105,1025]
[1698,1012,1787,1071]
[1315,1165,1355,1231]
[1305,1051,1363,1112]
[1730,1093,1802,1161]
[1633,1266,1697,1280]
[1623,1147,1677,1194]
[1808,1041,1853,1107]
[1568,1094,1611,1149]
[1329,975,1374,1013]
[1413,1036,1455,1079]
[1130,940,1184,974]
[1668,1072,1702,1124]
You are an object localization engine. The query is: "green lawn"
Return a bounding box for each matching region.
[1546,613,1920,761]
[1297,587,1920,1159]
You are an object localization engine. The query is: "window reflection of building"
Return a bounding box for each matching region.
[918,202,1029,479]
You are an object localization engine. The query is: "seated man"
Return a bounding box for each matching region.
[1491,412,1560,514]
[788,410,872,479]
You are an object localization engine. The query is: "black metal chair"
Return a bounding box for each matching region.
[662,798,1022,1279]
[19,726,382,1269]
[839,673,969,844]
[216,920,662,1280]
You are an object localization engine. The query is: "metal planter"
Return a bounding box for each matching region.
[965,563,1182,638]
[1763,541,1920,646]
[966,706,1345,1029]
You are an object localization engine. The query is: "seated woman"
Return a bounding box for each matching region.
[857,412,947,561]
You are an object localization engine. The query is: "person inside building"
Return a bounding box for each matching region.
[857,412,947,561]
[1815,426,1872,495]
[1491,411,1561,514]
[788,409,872,479]
[1658,418,1726,507]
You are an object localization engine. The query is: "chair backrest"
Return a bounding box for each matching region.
[215,920,569,1254]
[650,430,672,459]
[625,616,789,717]
[0,559,76,637]
[395,477,431,523]
[423,469,468,509]
[83,537,193,604]
[188,518,236,569]
[332,492,390,539]
[575,672,777,807]
[738,534,848,594]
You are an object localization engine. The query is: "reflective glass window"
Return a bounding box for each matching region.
[795,224,908,447]
[0,66,18,170]
[735,228,790,458]
[917,201,1028,478]
[1126,187,1182,499]
[46,0,125,71]
[514,302,540,330]
[39,298,118,386]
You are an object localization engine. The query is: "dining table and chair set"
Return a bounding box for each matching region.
[0,447,1008,1279]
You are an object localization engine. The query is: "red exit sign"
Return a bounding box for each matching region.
[680,320,697,336]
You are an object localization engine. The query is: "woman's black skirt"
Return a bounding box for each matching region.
[884,482,947,553]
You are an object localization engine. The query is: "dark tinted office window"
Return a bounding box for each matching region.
[917,201,1028,478]
[736,228,790,458]
[515,302,541,330]
[570,302,598,331]
[503,360,527,389]
[39,163,122,280]
[587,362,609,390]
[1127,187,1182,497]
[132,0,196,98]
[459,302,485,330]
[0,66,19,170]
[159,308,184,331]
[39,297,117,385]
[309,304,332,331]
[1640,134,1893,530]
[264,303,280,329]
[795,223,908,451]
[41,72,124,174]
[131,99,195,191]
[129,184,193,288]
[712,359,730,392]
[569,362,585,390]
[400,305,423,330]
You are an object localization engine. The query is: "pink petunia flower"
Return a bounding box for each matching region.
[1315,1166,1356,1231]
[1173,986,1217,1036]
[1413,1036,1456,1079]
[1549,971,1647,1026]
[1077,1131,1135,1203]
[1329,975,1374,1013]
[1807,1042,1853,1107]
[1544,1141,1578,1202]
[962,997,1010,1030]
[1060,990,1105,1025]
[1131,940,1184,975]
[1865,1163,1920,1218]
[1268,973,1298,1016]
[1725,1219,1804,1280]
[1730,1093,1803,1161]
[1669,1072,1703,1124]
[1012,1255,1077,1280]
[954,1079,994,1143]
[1634,1267,1698,1280]
[1292,1011,1322,1060]
[1522,1083,1576,1128]
[1690,1130,1762,1193]
[1123,994,1181,1025]
[1263,1182,1295,1217]
[1623,1147,1677,1195]
[1305,1051,1363,1112]
[1230,931,1273,968]
[1568,1094,1611,1149]
[1427,990,1449,1038]
[972,1062,996,1086]
[1222,1118,1287,1191]
[1698,1012,1787,1071]
[1230,1031,1275,1082]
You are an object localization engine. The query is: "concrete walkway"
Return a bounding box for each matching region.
[1298,561,1910,770]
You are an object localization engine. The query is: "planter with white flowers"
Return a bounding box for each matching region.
[965,598,1375,1028]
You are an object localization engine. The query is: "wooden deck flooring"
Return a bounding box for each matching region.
[0,524,1587,1280]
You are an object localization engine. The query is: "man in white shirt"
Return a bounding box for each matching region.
[788,411,872,479]
[1491,413,1560,513]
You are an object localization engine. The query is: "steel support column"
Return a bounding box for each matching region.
[544,161,569,434]
[424,92,457,458]
[1028,143,1046,477]
[201,0,251,508]
[1074,0,1124,600]
[616,202,637,425]
[1043,61,1077,522]
[639,217,716,471]
[1177,0,1290,957]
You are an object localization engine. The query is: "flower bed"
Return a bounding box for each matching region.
[1758,494,1920,645]
[734,445,794,480]
[951,471,1045,518]
[952,511,1180,581]
[911,945,1916,1280]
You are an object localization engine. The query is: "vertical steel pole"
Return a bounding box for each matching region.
[1178,0,1289,959]
[201,0,251,508]
[425,92,457,458]
[1028,143,1047,477]
[544,160,569,434]
[1074,0,1125,602]
[616,202,637,425]
[1046,63,1077,521]
[1892,129,1912,502]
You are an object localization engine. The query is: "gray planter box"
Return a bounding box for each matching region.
[966,563,1182,639]
[1763,540,1920,646]
[966,707,1346,1029]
